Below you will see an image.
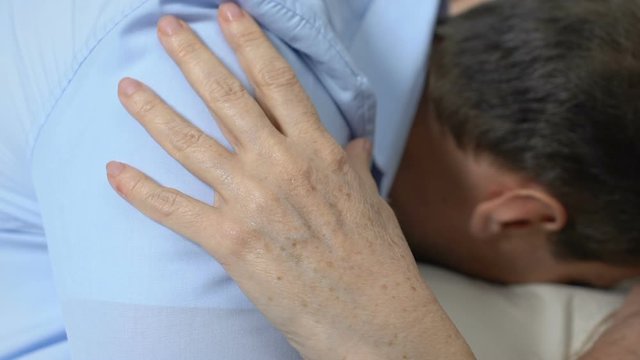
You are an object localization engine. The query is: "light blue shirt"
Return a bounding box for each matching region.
[0,0,441,358]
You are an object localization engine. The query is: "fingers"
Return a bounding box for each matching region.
[118,77,235,194]
[156,15,281,149]
[217,2,328,141]
[106,161,219,247]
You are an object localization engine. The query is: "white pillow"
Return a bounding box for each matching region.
[419,264,626,360]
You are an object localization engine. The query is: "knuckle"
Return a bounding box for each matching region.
[122,176,145,199]
[135,97,158,116]
[204,76,248,104]
[171,125,205,153]
[175,40,201,60]
[256,64,298,90]
[326,148,350,174]
[246,137,287,168]
[248,192,275,214]
[144,188,180,217]
[243,182,279,215]
[235,28,263,48]
[251,136,286,163]
[268,139,289,159]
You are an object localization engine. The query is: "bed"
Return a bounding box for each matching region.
[419,264,628,359]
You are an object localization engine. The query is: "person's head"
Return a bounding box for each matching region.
[391,0,640,287]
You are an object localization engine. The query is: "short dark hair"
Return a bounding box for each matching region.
[429,0,640,265]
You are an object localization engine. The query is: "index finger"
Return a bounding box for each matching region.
[217,3,330,142]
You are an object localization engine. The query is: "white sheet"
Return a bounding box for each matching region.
[419,264,626,360]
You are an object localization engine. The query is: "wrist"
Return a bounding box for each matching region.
[336,292,474,360]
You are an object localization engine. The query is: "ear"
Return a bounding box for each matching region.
[469,189,567,239]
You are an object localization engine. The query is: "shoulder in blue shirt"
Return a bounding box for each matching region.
[0,0,440,358]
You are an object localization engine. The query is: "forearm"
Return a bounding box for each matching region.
[580,347,640,360]
[295,280,473,360]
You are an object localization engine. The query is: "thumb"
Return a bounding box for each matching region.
[345,138,373,179]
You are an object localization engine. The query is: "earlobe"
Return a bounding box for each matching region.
[470,189,567,239]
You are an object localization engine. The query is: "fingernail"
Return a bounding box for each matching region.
[158,16,184,36]
[107,161,126,177]
[119,78,142,96]
[221,2,244,22]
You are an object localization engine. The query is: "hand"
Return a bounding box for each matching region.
[106,3,472,359]
[579,286,640,360]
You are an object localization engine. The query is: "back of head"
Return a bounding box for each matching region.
[429,0,640,265]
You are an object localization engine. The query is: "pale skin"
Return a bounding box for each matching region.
[105,2,639,359]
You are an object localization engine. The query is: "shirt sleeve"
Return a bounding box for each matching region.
[28,1,329,358]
